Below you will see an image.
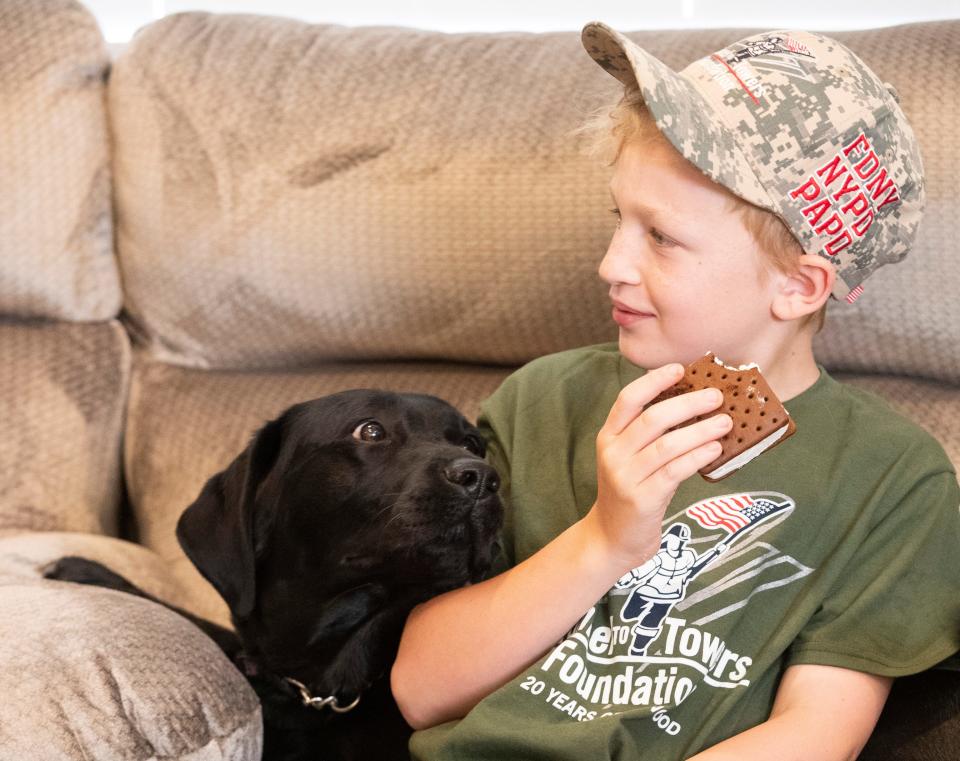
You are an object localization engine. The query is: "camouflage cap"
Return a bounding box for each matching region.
[581,22,925,303]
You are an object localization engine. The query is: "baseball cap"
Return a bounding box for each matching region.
[581,22,925,303]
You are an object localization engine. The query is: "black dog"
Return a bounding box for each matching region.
[45,390,504,761]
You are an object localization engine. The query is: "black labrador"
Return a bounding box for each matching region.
[45,389,504,761]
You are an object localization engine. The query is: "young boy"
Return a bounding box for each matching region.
[391,23,960,760]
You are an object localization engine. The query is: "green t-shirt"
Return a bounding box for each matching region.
[410,342,960,760]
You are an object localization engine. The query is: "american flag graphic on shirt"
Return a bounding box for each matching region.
[687,494,792,534]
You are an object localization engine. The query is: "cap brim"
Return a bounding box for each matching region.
[581,22,774,213]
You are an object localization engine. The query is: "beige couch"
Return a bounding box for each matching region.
[1,0,957,757]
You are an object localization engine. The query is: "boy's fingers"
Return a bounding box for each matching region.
[632,414,731,479]
[622,389,726,455]
[652,440,724,492]
[603,363,683,436]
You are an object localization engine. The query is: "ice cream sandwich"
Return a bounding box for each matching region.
[650,352,797,482]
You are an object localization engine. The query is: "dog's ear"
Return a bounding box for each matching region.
[176,413,287,619]
[306,583,390,646]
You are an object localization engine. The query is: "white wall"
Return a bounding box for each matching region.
[86,0,960,44]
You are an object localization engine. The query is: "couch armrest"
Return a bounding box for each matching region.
[0,578,262,760]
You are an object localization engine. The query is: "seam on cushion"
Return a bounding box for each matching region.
[136,703,263,761]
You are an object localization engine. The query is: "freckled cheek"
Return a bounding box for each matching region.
[713,274,748,301]
[656,262,706,296]
[691,255,752,297]
[641,267,677,309]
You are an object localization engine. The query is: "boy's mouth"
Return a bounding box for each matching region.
[611,299,655,326]
[611,299,654,316]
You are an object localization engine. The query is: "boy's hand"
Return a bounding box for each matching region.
[585,363,731,572]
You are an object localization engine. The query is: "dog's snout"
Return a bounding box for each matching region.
[444,458,500,498]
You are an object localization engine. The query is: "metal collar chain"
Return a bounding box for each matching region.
[284,677,362,713]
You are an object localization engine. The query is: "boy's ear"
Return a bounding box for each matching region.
[771,254,835,322]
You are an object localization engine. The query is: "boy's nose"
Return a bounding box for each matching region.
[598,239,640,286]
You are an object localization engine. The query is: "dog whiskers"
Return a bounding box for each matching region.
[371,492,405,522]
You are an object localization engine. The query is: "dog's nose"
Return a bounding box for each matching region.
[444,458,500,498]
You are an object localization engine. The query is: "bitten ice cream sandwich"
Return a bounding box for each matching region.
[651,353,797,481]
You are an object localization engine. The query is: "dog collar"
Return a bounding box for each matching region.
[283,676,362,713]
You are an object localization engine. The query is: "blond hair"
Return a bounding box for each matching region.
[571,87,826,333]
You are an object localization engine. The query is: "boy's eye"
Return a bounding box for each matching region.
[608,207,621,225]
[650,227,676,247]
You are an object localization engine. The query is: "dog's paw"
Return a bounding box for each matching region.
[42,556,139,594]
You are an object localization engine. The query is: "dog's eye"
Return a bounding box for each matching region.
[353,420,387,443]
[463,435,485,457]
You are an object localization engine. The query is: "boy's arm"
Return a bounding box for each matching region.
[687,664,892,761]
[391,363,730,730]
[391,512,635,730]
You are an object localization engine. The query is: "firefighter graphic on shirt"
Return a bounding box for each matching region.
[617,523,727,655]
[617,493,794,655]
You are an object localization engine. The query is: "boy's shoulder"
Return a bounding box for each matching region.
[487,348,955,474]
[511,341,622,379]
[822,375,955,473]
[482,342,625,415]
[501,341,626,394]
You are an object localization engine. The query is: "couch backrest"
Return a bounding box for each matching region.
[0,0,120,320]
[106,14,960,384]
[107,13,625,368]
[1,0,128,538]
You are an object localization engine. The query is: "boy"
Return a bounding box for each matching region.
[391,23,960,760]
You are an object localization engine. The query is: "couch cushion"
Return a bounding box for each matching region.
[0,320,130,535]
[107,11,661,370]
[0,575,261,760]
[0,530,208,615]
[125,349,512,623]
[0,0,121,320]
[107,14,959,384]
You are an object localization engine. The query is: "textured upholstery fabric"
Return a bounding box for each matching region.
[0,531,210,614]
[0,320,130,536]
[108,12,633,369]
[0,577,261,760]
[108,15,960,385]
[0,0,120,320]
[124,349,513,625]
